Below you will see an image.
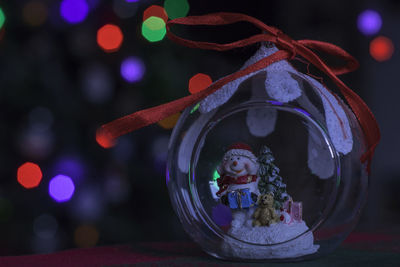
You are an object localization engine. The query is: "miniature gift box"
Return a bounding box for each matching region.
[227,189,254,209]
[283,200,303,222]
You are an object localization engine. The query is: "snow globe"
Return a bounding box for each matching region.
[166,44,371,261]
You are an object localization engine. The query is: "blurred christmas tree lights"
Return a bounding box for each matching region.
[60,0,89,24]
[17,162,43,189]
[164,0,189,19]
[97,24,124,52]
[49,175,75,202]
[113,0,138,19]
[0,7,5,29]
[158,113,181,129]
[357,9,382,36]
[120,57,145,83]
[22,1,48,27]
[143,5,168,22]
[142,16,166,42]
[189,73,213,94]
[370,36,394,62]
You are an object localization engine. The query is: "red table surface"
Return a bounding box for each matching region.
[0,233,400,267]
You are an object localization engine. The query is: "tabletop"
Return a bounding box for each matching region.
[0,232,399,267]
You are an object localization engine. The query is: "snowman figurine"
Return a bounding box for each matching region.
[216,143,260,228]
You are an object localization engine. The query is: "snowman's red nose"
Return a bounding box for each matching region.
[233,161,238,166]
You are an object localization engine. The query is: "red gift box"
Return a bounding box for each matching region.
[283,199,302,222]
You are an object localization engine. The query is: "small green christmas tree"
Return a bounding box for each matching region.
[257,146,289,209]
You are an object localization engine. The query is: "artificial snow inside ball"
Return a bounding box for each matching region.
[166,44,369,261]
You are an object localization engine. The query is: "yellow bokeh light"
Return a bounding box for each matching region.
[158,112,181,129]
[74,225,99,248]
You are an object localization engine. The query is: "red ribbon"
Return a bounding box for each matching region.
[98,12,380,173]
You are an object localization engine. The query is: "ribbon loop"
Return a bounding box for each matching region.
[99,12,380,174]
[276,31,297,59]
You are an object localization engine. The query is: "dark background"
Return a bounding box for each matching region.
[0,0,398,256]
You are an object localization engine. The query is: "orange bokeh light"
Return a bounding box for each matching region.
[96,128,116,149]
[97,24,124,52]
[17,162,43,189]
[143,5,168,23]
[158,113,181,129]
[370,36,394,62]
[188,73,212,94]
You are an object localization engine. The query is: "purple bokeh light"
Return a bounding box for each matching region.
[125,0,139,2]
[212,204,232,227]
[49,175,75,202]
[52,157,84,182]
[120,57,145,83]
[60,0,89,24]
[357,9,382,36]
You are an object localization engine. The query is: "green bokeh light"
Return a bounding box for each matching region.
[164,0,189,20]
[0,7,5,30]
[142,16,166,42]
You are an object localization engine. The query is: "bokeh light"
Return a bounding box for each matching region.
[60,0,89,24]
[143,5,168,22]
[81,63,114,103]
[23,1,48,27]
[157,113,181,129]
[19,128,54,159]
[142,16,166,42]
[0,7,5,30]
[151,135,170,173]
[212,204,232,227]
[49,175,75,202]
[97,24,123,52]
[96,128,116,148]
[370,36,394,62]
[0,198,13,223]
[52,156,85,182]
[113,0,138,19]
[17,162,43,189]
[112,136,135,163]
[164,0,189,20]
[29,107,54,132]
[74,225,99,248]
[33,214,58,239]
[120,57,145,83]
[189,73,212,94]
[357,9,382,36]
[31,234,60,254]
[104,174,131,203]
[70,187,104,221]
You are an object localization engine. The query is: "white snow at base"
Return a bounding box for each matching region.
[222,211,319,259]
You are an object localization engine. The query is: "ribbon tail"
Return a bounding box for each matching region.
[296,44,380,172]
[99,50,291,140]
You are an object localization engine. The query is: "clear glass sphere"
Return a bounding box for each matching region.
[167,70,368,261]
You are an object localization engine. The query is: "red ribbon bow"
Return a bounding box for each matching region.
[98,12,380,173]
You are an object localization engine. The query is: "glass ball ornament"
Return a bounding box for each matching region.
[166,45,368,261]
